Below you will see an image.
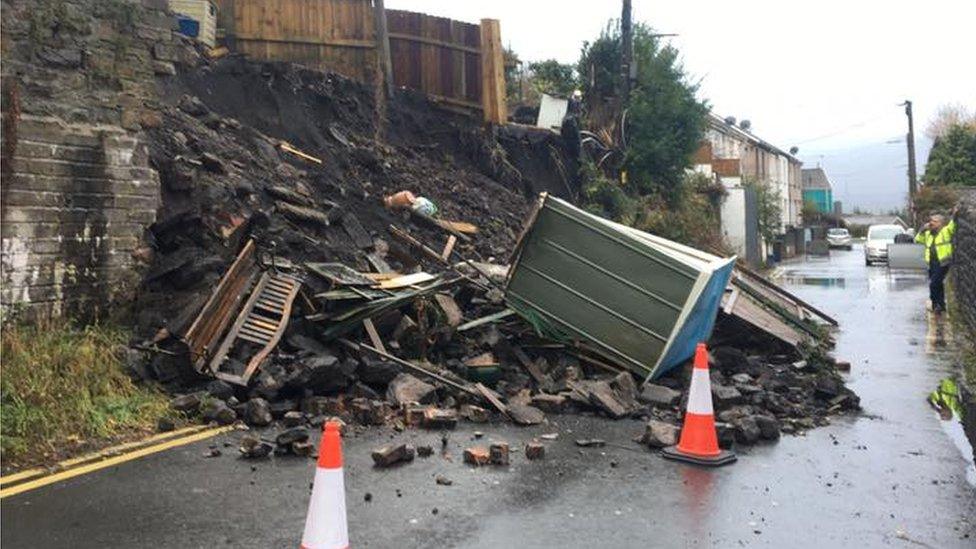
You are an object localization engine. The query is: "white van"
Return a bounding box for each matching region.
[864,224,905,265]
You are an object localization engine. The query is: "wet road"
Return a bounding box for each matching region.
[3,246,974,548]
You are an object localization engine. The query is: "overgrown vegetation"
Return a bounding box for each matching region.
[582,163,727,251]
[744,177,783,243]
[913,185,959,218]
[1,321,175,467]
[572,19,715,248]
[923,123,976,187]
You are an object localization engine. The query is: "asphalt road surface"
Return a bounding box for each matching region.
[3,245,974,548]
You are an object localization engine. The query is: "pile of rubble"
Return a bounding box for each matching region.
[130,53,857,464]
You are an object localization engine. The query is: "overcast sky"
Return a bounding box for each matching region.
[387,0,975,212]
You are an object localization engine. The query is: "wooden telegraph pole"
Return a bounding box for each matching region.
[620,0,633,105]
[902,100,918,223]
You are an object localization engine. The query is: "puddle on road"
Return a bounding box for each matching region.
[779,276,846,288]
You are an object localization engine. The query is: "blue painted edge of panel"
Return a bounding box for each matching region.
[652,258,736,379]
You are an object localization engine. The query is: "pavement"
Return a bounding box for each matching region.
[3,245,975,548]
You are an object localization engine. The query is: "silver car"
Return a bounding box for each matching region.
[864,224,905,265]
[826,228,853,250]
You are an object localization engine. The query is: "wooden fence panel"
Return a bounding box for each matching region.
[216,1,502,118]
[232,0,376,82]
[384,9,481,109]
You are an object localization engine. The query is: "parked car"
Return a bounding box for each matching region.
[826,228,853,250]
[864,224,905,265]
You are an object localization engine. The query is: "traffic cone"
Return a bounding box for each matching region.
[301,421,349,549]
[662,343,737,466]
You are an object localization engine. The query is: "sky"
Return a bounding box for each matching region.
[386,0,975,212]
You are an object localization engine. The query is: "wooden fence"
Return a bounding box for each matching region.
[215,0,506,122]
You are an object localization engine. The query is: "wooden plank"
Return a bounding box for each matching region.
[475,382,509,417]
[378,272,437,289]
[183,240,259,369]
[362,318,387,354]
[359,343,480,397]
[386,33,480,55]
[512,346,547,384]
[724,290,804,347]
[441,235,457,261]
[736,265,838,326]
[437,220,478,234]
[208,273,273,377]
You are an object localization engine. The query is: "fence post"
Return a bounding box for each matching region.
[373,0,394,97]
[479,18,506,125]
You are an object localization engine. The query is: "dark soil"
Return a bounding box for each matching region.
[135,56,544,338]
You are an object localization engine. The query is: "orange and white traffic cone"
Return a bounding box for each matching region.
[301,421,349,549]
[662,343,737,466]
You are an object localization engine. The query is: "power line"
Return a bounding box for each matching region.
[790,112,896,145]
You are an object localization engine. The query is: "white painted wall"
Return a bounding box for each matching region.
[721,186,748,256]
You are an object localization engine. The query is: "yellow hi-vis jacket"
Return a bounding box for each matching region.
[915,219,955,266]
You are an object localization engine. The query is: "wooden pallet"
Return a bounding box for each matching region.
[209,271,302,385]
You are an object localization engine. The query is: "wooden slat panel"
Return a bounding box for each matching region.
[226,2,488,109]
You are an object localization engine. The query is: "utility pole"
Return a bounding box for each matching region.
[620,0,633,105]
[902,100,918,222]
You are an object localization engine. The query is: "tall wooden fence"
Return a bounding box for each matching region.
[215,0,505,122]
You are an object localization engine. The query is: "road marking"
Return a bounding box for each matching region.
[0,425,234,499]
[0,424,215,488]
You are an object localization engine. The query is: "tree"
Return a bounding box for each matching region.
[503,47,522,104]
[577,21,708,198]
[801,199,822,226]
[744,178,782,243]
[913,185,959,219]
[526,59,577,97]
[923,124,976,187]
[925,103,976,141]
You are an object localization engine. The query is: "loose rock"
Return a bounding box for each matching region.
[639,384,682,408]
[489,442,510,466]
[640,420,680,448]
[386,374,437,406]
[371,444,416,467]
[525,442,546,460]
[244,398,273,426]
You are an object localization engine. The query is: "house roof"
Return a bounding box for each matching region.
[801,168,832,191]
[706,113,801,163]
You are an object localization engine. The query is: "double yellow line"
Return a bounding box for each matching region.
[0,424,234,499]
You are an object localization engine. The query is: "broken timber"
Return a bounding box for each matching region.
[359,343,480,398]
[209,270,302,385]
[182,240,259,372]
[278,141,322,164]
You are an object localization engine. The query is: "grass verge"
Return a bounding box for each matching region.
[1,321,176,471]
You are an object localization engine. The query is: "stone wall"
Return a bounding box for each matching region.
[1,116,159,318]
[953,194,976,335]
[0,0,192,319]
